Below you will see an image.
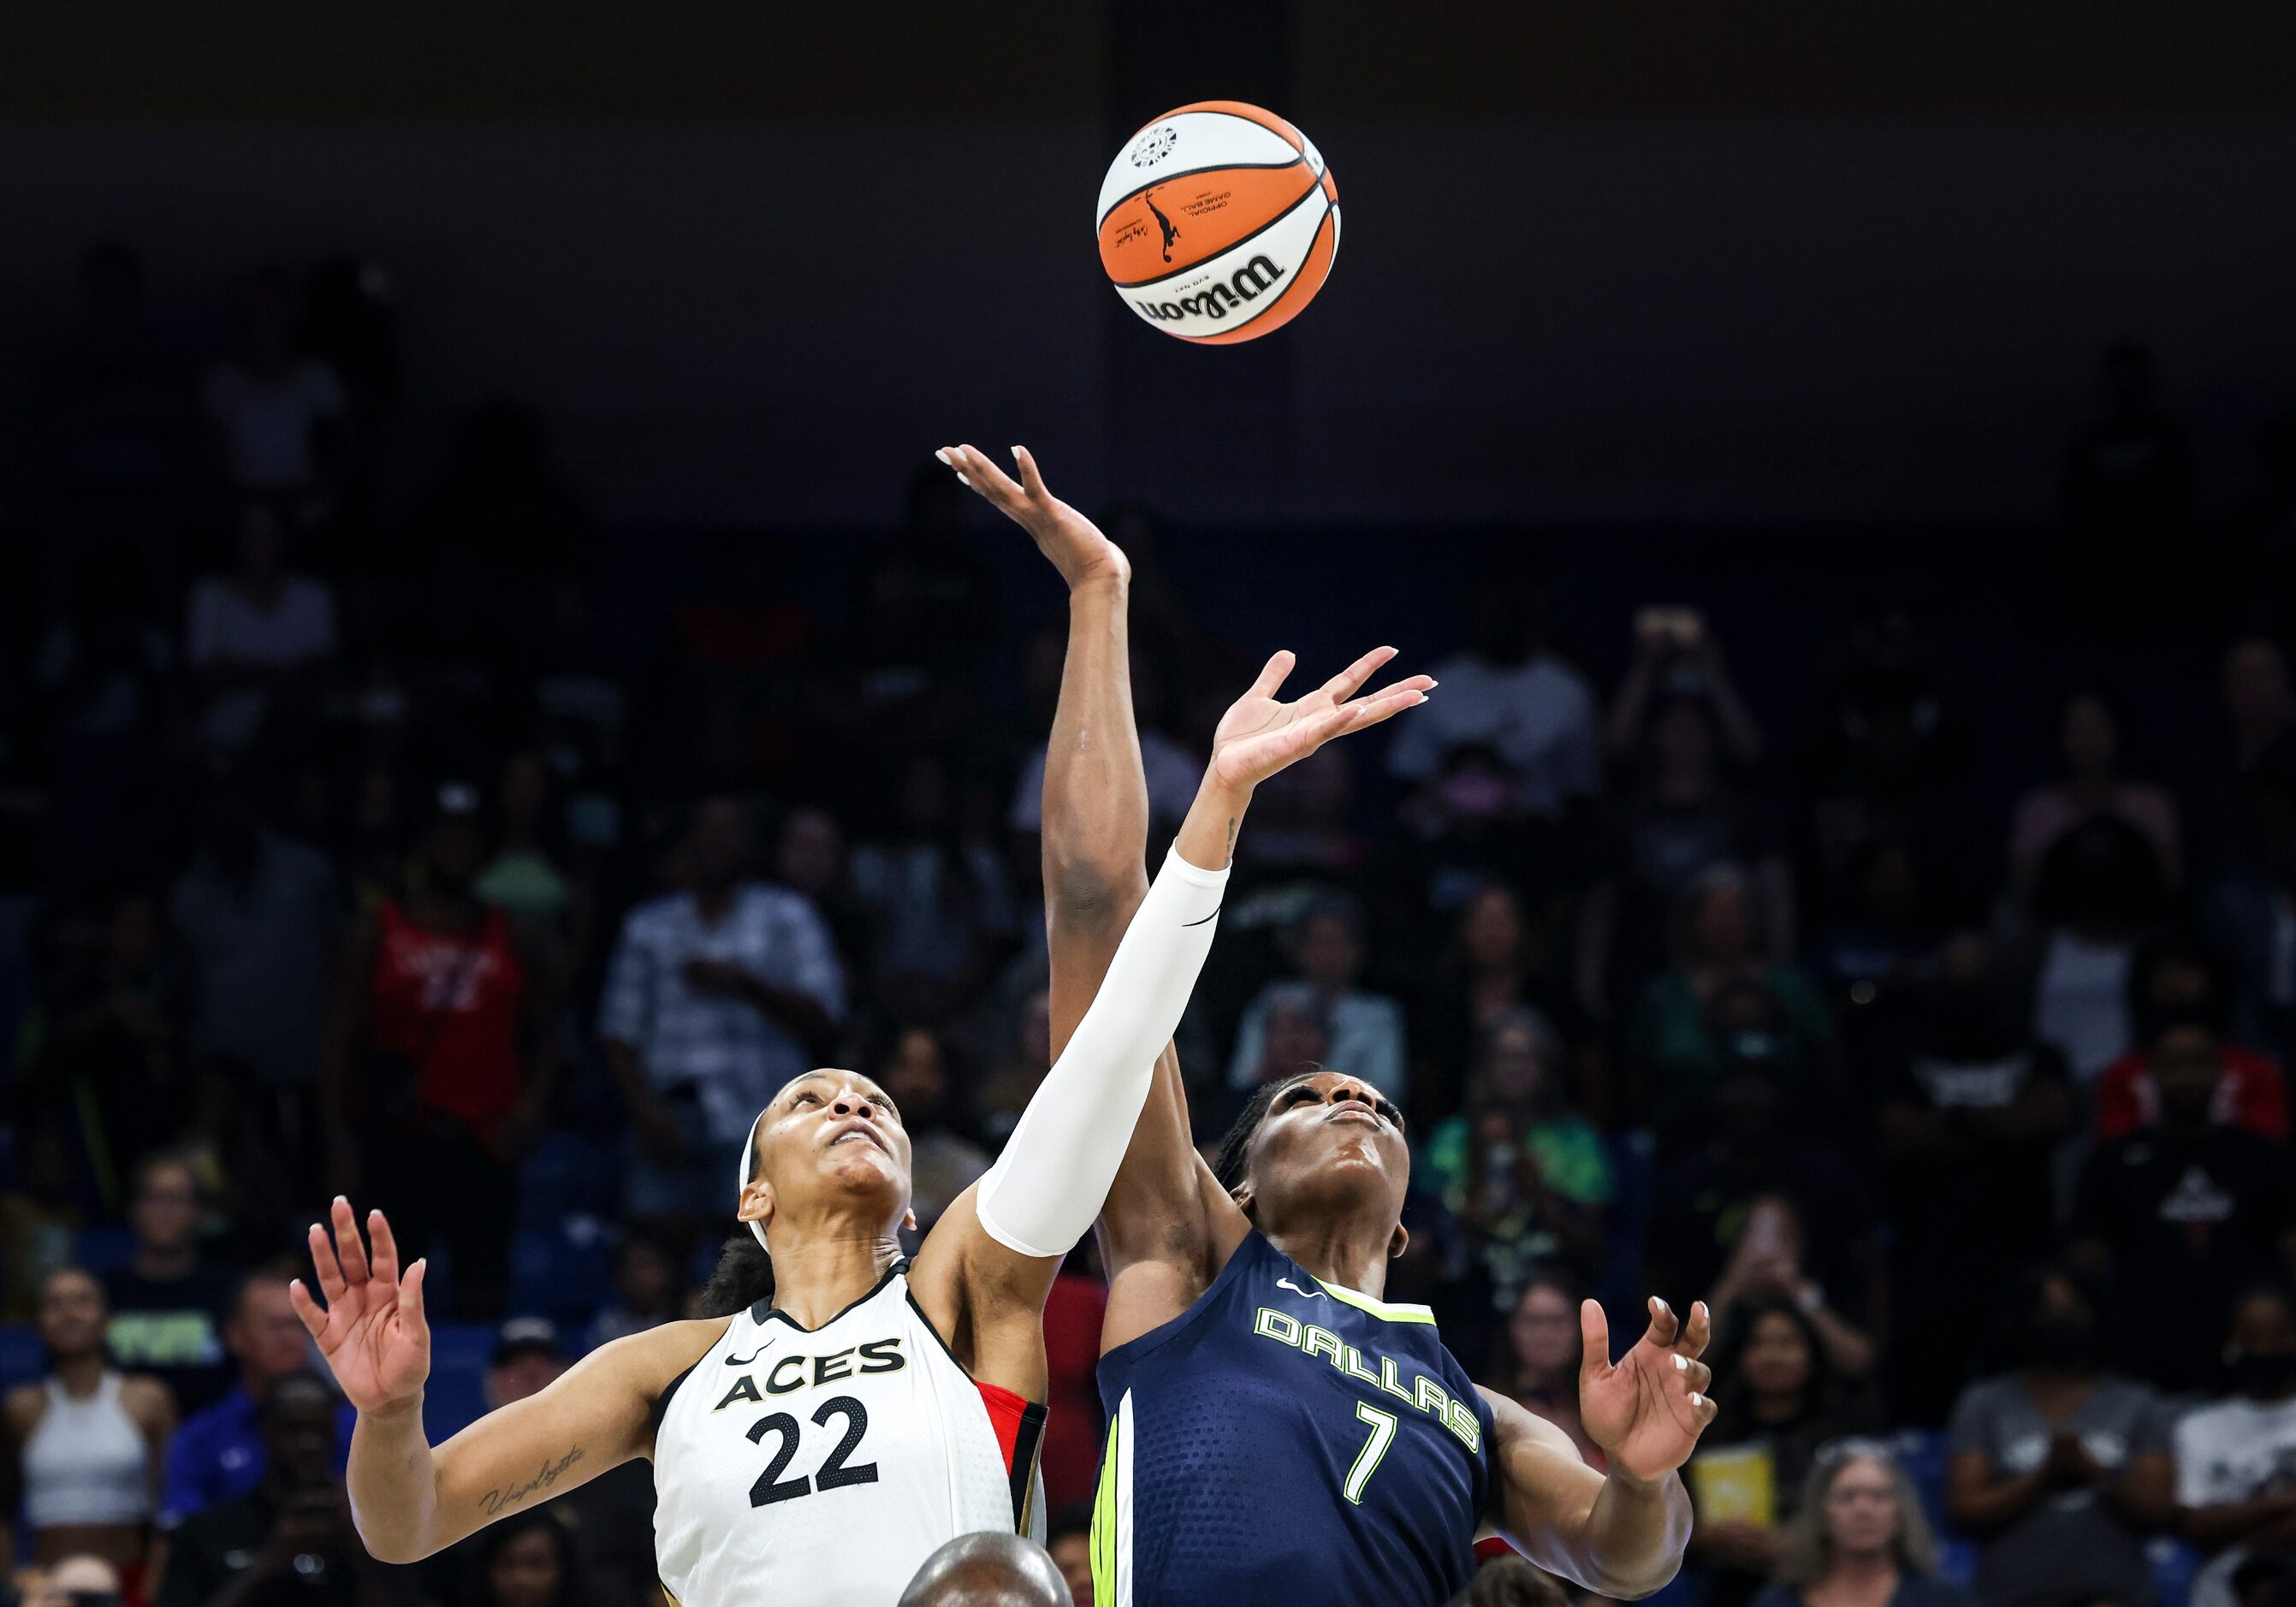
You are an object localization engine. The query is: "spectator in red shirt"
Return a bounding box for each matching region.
[320,781,563,1317]
[2093,937,2288,1143]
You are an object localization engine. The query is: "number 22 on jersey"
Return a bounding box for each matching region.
[746,1396,879,1505]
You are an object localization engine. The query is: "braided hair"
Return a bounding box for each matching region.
[697,1234,774,1317]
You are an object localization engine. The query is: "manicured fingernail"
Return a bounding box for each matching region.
[1675,1355,1688,1372]
[934,448,951,465]
[1011,446,1023,459]
[1690,1392,1705,1408]
[309,1223,323,1236]
[1655,1297,1670,1313]
[956,472,972,486]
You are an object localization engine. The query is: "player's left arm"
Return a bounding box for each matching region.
[1478,1297,1714,1598]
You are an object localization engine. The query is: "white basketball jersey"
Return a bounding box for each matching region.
[653,1261,1045,1607]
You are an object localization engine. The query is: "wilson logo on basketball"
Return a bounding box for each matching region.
[1131,255,1286,323]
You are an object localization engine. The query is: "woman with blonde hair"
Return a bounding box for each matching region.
[1753,1441,1973,1607]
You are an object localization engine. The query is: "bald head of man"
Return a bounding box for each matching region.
[898,1532,1070,1607]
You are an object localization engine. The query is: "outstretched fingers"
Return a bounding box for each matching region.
[1579,1298,1612,1382]
[366,1207,401,1290]
[1326,685,1427,739]
[1246,649,1297,702]
[1318,644,1399,703]
[936,444,1025,508]
[329,1195,371,1287]
[1291,700,1376,750]
[306,1219,347,1305]
[1684,1388,1720,1433]
[1010,444,1048,500]
[1679,1299,1712,1361]
[399,1257,428,1323]
[287,1275,328,1341]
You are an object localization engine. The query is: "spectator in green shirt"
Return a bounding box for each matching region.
[1627,866,1836,1136]
[1422,1006,1612,1303]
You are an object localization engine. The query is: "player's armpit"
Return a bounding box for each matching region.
[372,1319,722,1561]
[905,1183,1053,1406]
[1478,1387,1689,1601]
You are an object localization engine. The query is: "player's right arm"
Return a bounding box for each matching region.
[940,445,1429,1351]
[289,1197,721,1563]
[1479,1299,1715,1598]
[958,447,1227,1331]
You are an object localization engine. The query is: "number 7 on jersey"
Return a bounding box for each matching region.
[1344,1402,1397,1505]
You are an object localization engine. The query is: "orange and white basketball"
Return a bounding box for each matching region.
[1095,101,1340,344]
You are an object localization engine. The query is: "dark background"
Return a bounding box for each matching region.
[4,8,2296,1607]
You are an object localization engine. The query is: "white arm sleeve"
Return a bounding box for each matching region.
[973,845,1229,1259]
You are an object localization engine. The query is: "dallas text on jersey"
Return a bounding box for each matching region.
[1251,1307,1483,1453]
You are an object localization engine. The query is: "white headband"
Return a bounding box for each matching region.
[736,1107,769,1250]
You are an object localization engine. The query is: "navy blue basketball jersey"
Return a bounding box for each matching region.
[1093,1230,1494,1607]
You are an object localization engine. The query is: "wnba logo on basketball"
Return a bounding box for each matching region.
[1129,124,1178,166]
[1131,256,1286,323]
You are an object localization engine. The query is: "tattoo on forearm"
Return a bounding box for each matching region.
[1225,816,1237,857]
[478,1447,585,1515]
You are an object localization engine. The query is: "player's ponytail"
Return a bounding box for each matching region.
[697,1233,774,1316]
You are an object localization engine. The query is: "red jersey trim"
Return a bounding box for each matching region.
[975,1379,1048,1533]
[900,1290,1048,1533]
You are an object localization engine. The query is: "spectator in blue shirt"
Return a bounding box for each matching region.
[159,1269,352,1527]
[1226,892,1408,1105]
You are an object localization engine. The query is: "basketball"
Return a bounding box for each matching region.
[1095,100,1340,344]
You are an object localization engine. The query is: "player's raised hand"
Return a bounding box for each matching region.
[288,1196,430,1417]
[1208,646,1433,792]
[936,443,1130,591]
[1577,1296,1717,1485]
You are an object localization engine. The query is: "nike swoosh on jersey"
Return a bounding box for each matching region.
[725,1339,779,1366]
[1275,1278,1326,1300]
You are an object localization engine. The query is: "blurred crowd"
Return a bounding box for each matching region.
[3,244,2296,1607]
